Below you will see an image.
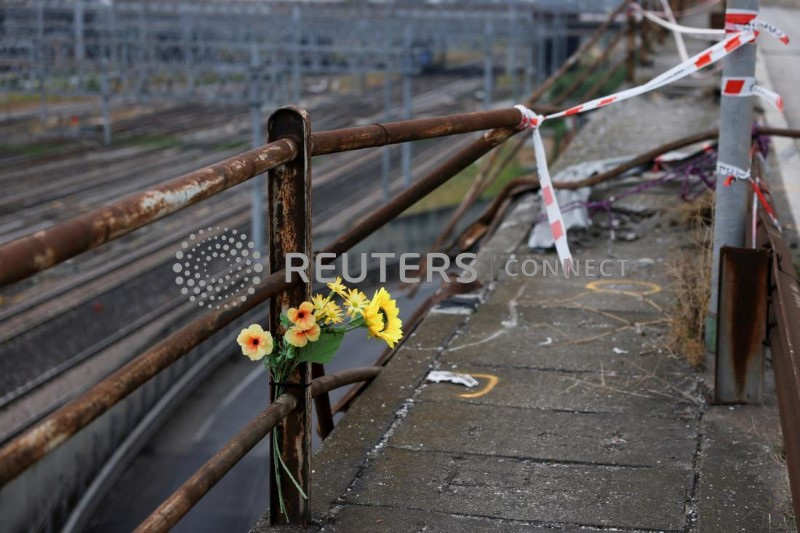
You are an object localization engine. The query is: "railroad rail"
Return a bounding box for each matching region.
[0,1,799,530]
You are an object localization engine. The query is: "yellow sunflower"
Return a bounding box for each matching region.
[361,288,403,348]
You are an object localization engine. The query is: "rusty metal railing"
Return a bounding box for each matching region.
[750,155,800,519]
[0,2,638,529]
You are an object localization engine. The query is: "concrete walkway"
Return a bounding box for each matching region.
[253,18,796,532]
[253,102,794,532]
[758,5,800,235]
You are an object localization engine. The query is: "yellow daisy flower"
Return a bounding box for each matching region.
[321,301,344,324]
[284,323,321,348]
[236,324,274,361]
[343,288,369,318]
[327,276,347,297]
[361,288,403,348]
[311,293,329,313]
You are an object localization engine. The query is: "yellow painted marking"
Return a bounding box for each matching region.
[459,373,499,398]
[585,279,662,297]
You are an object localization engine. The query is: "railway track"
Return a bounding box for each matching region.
[0,72,486,428]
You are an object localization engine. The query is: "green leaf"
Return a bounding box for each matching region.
[279,314,292,328]
[297,331,345,364]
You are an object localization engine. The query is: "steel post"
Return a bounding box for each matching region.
[250,46,265,253]
[507,2,518,100]
[402,27,413,187]
[101,71,111,146]
[484,20,494,109]
[524,38,534,97]
[267,107,312,525]
[536,17,546,83]
[626,6,636,83]
[708,0,759,357]
[74,0,85,63]
[36,0,46,125]
[382,71,392,201]
[291,7,302,103]
[714,246,767,403]
[402,73,413,187]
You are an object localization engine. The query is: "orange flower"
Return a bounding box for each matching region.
[236,324,273,361]
[287,301,316,330]
[284,323,321,348]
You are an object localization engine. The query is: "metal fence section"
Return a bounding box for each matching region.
[3,1,798,529]
[0,2,633,528]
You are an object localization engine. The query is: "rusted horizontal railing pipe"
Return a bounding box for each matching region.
[0,120,521,483]
[545,127,800,191]
[135,367,381,533]
[0,108,532,288]
[753,161,800,519]
[322,124,521,256]
[0,270,296,485]
[0,139,298,287]
[0,0,628,289]
[4,123,799,488]
[310,108,523,156]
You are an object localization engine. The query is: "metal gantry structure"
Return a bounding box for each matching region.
[0,2,643,531]
[1,0,617,128]
[1,0,614,249]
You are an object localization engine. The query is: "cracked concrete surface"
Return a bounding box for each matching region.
[251,26,796,533]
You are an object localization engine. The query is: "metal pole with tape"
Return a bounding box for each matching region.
[707,0,759,384]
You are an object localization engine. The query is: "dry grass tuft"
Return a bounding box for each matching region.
[667,192,713,369]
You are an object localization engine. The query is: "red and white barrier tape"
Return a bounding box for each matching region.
[515,14,789,263]
[514,105,574,274]
[717,161,751,184]
[721,76,784,112]
[544,29,759,121]
[725,9,757,33]
[633,5,724,38]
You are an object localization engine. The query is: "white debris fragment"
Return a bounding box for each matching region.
[539,337,554,346]
[527,157,630,250]
[612,347,629,354]
[425,371,479,388]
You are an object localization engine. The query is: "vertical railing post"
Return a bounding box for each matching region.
[267,106,312,525]
[483,20,494,109]
[626,4,636,83]
[638,2,651,67]
[707,0,759,364]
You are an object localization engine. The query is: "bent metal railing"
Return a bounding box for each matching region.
[13,2,792,529]
[0,15,629,519]
[0,1,799,529]
[0,103,534,526]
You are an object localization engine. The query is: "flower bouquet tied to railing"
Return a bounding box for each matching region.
[235,277,403,517]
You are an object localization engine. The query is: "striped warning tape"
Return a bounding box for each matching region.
[725,9,757,33]
[721,76,784,112]
[514,13,789,268]
[514,105,574,275]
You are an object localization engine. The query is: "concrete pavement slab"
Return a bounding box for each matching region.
[343,447,693,531]
[322,504,608,532]
[390,400,697,468]
[416,364,699,418]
